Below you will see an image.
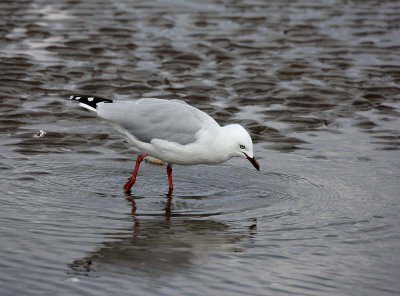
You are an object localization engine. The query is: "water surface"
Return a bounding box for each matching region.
[1,0,399,295]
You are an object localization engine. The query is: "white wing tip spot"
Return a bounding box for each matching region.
[88,97,94,101]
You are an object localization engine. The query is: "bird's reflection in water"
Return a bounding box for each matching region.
[68,193,257,278]
[125,192,174,235]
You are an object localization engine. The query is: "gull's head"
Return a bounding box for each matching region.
[223,124,260,171]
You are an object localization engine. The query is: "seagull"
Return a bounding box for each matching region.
[69,95,260,194]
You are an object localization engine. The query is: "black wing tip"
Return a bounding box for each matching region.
[69,95,113,109]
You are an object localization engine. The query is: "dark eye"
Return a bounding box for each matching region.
[240,145,245,149]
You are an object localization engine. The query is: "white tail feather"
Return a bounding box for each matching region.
[79,102,97,112]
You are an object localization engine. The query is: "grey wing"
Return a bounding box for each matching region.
[97,99,208,145]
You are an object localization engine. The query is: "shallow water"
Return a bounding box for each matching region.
[1,0,400,295]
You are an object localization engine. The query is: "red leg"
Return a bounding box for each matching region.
[123,153,147,192]
[166,164,173,195]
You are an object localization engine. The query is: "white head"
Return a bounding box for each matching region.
[221,124,260,171]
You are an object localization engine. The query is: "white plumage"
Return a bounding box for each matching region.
[70,95,259,194]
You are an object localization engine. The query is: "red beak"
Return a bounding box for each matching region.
[245,153,260,171]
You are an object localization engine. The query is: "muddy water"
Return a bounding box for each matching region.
[1,0,400,295]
